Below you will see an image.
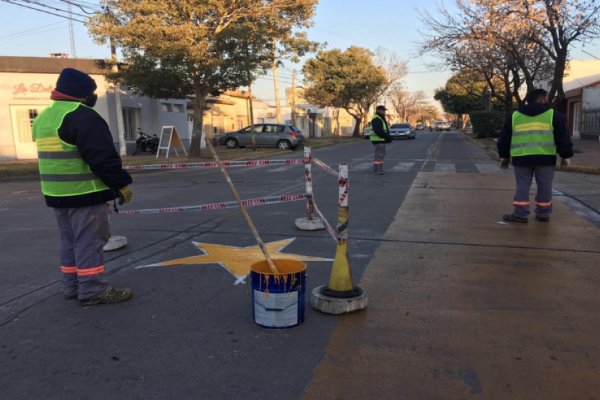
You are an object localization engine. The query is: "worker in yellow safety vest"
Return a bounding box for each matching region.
[497,88,573,223]
[369,105,392,175]
[32,68,134,305]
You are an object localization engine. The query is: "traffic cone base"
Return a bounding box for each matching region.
[310,285,368,315]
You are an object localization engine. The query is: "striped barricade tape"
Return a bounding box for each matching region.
[124,159,304,171]
[118,193,307,215]
[312,158,338,176]
[312,200,338,242]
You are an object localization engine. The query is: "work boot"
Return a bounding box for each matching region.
[535,215,550,222]
[502,214,528,223]
[80,287,133,306]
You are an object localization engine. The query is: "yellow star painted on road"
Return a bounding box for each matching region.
[137,238,333,284]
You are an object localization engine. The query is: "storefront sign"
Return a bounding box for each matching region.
[12,82,53,101]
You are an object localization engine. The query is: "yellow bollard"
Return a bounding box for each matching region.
[311,164,367,314]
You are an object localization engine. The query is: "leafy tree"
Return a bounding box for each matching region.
[434,71,488,113]
[302,47,389,136]
[89,0,317,156]
[421,0,600,107]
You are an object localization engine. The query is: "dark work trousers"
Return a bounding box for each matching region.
[373,142,386,173]
[512,165,555,218]
[54,203,110,299]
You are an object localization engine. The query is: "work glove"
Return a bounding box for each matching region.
[560,158,571,167]
[117,186,133,205]
[500,158,510,169]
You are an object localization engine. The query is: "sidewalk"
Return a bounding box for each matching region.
[302,172,600,399]
[571,137,600,168]
[466,134,600,173]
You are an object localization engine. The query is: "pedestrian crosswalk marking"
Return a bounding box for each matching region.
[350,162,372,171]
[475,163,502,173]
[261,161,504,174]
[390,162,416,172]
[433,163,456,172]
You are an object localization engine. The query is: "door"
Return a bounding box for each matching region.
[122,108,141,141]
[10,105,47,159]
[257,124,284,147]
[573,102,581,138]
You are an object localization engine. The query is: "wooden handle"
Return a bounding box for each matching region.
[204,137,279,274]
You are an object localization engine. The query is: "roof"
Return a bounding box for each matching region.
[565,79,600,99]
[0,56,110,75]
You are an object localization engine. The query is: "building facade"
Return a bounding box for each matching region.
[0,56,188,160]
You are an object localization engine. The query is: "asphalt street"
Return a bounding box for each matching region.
[1,132,599,399]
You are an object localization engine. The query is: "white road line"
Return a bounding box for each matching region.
[434,162,456,172]
[475,163,502,173]
[350,162,372,171]
[390,162,416,172]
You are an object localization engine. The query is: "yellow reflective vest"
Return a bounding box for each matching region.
[369,114,388,142]
[510,109,556,157]
[32,101,109,197]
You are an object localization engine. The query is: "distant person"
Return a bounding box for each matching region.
[32,68,133,305]
[497,88,573,223]
[369,105,392,175]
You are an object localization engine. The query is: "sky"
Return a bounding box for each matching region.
[1,0,599,107]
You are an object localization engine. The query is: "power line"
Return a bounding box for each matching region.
[56,0,97,15]
[582,49,600,61]
[0,0,88,23]
[21,0,89,18]
[0,21,63,40]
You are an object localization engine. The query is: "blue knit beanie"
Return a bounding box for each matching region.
[55,68,97,98]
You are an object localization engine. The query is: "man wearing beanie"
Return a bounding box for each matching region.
[32,67,133,306]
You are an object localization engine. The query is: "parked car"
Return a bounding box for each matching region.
[389,123,415,139]
[217,124,304,150]
[431,121,452,131]
[363,123,373,139]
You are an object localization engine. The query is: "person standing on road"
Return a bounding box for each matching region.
[369,105,392,175]
[497,88,573,223]
[32,68,134,306]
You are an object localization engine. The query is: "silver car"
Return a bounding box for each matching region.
[218,124,305,150]
[389,123,415,139]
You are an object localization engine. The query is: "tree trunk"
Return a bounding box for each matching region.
[549,52,567,106]
[352,116,362,137]
[189,85,209,158]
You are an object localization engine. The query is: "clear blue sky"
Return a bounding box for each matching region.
[1,0,599,106]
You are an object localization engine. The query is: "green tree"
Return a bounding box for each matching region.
[89,0,317,156]
[434,70,497,127]
[302,47,388,136]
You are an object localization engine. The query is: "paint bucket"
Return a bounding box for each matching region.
[250,259,307,329]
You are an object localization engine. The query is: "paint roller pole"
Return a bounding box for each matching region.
[204,138,279,274]
[310,164,368,315]
[295,147,325,231]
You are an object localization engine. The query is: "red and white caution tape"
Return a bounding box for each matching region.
[312,200,338,242]
[312,158,338,176]
[124,159,304,171]
[118,193,307,215]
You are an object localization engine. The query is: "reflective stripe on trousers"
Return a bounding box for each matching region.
[512,165,555,218]
[54,204,111,299]
[373,143,385,173]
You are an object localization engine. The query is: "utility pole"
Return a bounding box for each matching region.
[110,37,127,157]
[105,5,126,156]
[67,3,76,58]
[272,39,282,124]
[291,70,296,126]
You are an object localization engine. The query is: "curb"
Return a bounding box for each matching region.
[461,132,600,175]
